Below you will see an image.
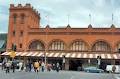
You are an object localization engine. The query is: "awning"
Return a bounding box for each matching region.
[1,52,120,59]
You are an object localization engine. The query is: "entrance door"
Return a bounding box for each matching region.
[69,60,82,71]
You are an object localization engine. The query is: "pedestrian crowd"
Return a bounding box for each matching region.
[1,58,61,74]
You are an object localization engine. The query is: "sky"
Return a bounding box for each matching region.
[0,0,120,33]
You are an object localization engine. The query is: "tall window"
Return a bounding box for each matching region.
[20,43,22,48]
[13,14,17,24]
[21,14,25,24]
[92,41,111,52]
[70,40,88,51]
[116,43,120,52]
[20,30,23,36]
[49,40,65,51]
[29,40,45,50]
[13,30,15,36]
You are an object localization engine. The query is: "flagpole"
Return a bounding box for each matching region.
[45,30,47,66]
[67,14,70,25]
[46,15,50,25]
[45,15,49,66]
[112,13,114,24]
[89,14,91,24]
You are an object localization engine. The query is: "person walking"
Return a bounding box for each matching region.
[2,61,6,70]
[11,59,16,73]
[52,63,55,70]
[47,63,51,72]
[18,61,23,71]
[28,60,32,72]
[25,60,29,72]
[112,65,116,73]
[2,57,7,70]
[34,61,39,73]
[56,62,60,72]
[41,62,45,72]
[5,61,11,73]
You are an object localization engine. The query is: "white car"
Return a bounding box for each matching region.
[106,65,120,73]
[0,63,2,66]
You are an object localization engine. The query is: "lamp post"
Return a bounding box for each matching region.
[44,27,48,66]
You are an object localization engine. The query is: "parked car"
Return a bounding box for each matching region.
[106,65,120,73]
[0,63,2,67]
[84,67,104,73]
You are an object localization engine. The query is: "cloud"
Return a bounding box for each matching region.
[0,0,120,33]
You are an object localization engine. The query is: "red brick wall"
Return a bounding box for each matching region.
[7,4,120,53]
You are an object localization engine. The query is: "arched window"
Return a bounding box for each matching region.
[29,40,45,50]
[21,14,25,24]
[70,40,88,51]
[116,43,120,52]
[13,14,17,24]
[92,41,111,52]
[49,40,65,51]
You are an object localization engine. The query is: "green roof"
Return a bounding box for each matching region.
[0,33,7,40]
[0,40,5,48]
[0,33,7,52]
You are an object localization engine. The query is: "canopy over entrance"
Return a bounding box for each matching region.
[1,52,120,59]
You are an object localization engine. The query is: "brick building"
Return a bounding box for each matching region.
[2,4,120,70]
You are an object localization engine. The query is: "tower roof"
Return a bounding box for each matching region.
[10,3,40,19]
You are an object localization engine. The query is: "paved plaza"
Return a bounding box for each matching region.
[0,69,119,79]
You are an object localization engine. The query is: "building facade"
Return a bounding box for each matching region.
[5,4,120,70]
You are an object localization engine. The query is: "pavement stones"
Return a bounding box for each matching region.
[0,69,119,79]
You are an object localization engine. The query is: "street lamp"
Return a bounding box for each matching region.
[44,25,49,66]
[44,32,47,66]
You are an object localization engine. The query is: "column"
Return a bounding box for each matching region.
[65,59,69,70]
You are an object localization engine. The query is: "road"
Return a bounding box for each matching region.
[0,69,119,79]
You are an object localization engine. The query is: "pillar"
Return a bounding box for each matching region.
[65,59,69,70]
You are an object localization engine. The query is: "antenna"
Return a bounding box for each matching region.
[67,14,70,25]
[112,13,114,24]
[20,0,22,4]
[45,15,50,25]
[89,14,91,24]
